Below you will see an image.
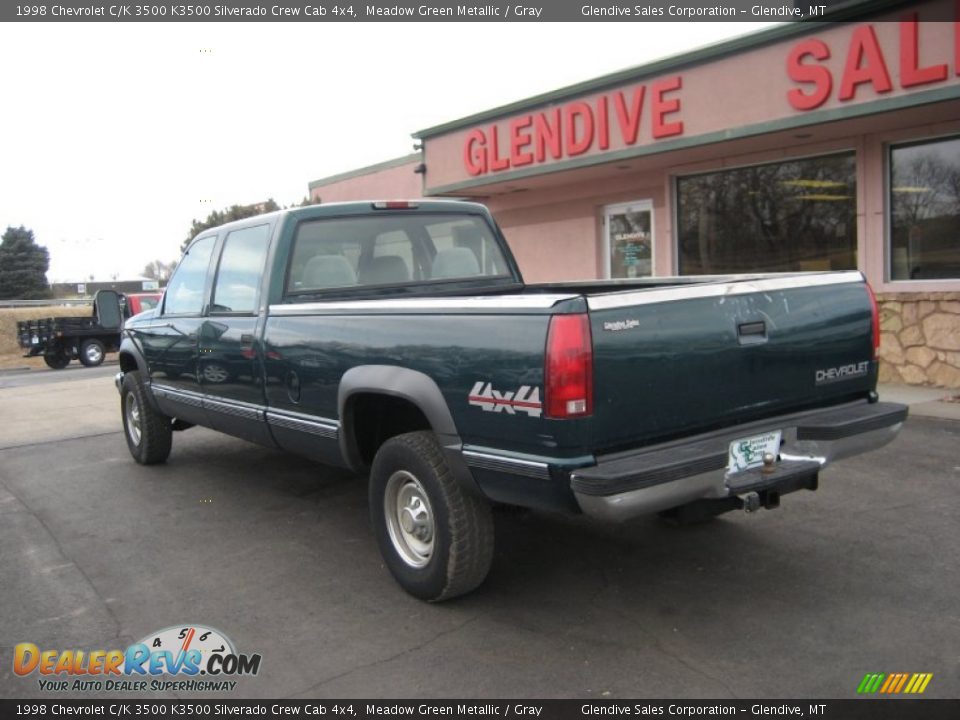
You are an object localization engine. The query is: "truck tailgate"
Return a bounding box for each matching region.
[585,272,876,453]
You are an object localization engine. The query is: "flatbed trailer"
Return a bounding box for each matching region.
[17,290,160,369]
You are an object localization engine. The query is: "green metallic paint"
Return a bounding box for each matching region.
[127,200,879,514]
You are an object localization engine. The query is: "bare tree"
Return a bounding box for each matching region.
[142,260,178,282]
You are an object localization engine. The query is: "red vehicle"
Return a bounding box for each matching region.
[124,292,162,317]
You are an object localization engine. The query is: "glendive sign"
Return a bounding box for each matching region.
[459,7,958,178]
[787,13,959,110]
[463,77,685,176]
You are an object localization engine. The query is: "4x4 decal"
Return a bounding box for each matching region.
[468,382,542,418]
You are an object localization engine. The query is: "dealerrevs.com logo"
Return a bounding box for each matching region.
[13,624,261,693]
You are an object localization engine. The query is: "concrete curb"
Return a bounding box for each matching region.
[878,383,960,422]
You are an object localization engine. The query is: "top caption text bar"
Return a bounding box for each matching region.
[3,0,931,23]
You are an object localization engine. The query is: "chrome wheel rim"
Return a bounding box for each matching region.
[384,470,435,568]
[125,392,142,447]
[84,344,103,364]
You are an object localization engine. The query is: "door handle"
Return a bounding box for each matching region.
[737,320,767,345]
[738,321,766,337]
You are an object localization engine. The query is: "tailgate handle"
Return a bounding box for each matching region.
[737,321,767,344]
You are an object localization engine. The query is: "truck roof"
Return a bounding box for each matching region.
[190,200,492,243]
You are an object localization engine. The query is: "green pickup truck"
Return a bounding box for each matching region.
[116,200,907,601]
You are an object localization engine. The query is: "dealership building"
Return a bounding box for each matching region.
[309,0,960,388]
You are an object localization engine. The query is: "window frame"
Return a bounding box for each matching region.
[281,212,519,301]
[208,223,272,317]
[161,235,218,318]
[672,148,859,277]
[886,132,960,284]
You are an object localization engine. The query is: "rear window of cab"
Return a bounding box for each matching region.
[286,214,512,295]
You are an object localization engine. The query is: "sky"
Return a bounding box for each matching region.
[0,21,777,284]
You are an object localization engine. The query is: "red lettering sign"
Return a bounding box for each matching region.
[787,16,955,111]
[838,25,893,101]
[900,13,948,87]
[565,102,594,156]
[464,129,486,176]
[509,116,534,168]
[460,76,684,176]
[787,39,833,111]
[651,76,684,139]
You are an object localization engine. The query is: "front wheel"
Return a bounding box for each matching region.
[79,339,106,367]
[369,431,493,602]
[121,371,172,464]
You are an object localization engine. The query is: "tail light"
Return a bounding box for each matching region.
[545,313,593,418]
[865,281,880,359]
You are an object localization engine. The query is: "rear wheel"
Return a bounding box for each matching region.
[43,351,70,369]
[121,371,172,464]
[79,339,106,367]
[369,431,493,602]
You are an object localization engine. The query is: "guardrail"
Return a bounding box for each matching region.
[0,299,93,308]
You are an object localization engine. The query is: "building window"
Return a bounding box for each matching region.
[677,152,857,275]
[890,136,960,281]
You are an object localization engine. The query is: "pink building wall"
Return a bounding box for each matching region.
[423,0,959,192]
[309,156,422,204]
[480,107,960,293]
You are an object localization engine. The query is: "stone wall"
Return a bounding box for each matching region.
[877,293,960,388]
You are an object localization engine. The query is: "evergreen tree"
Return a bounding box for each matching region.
[0,226,50,299]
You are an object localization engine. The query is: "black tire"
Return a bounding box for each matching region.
[121,371,172,465]
[79,339,106,367]
[369,431,494,602]
[43,351,70,369]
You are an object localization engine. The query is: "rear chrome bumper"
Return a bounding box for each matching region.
[114,371,123,394]
[571,400,908,522]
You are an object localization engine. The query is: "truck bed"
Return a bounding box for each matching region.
[17,316,104,347]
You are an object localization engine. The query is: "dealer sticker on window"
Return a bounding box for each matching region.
[728,431,782,473]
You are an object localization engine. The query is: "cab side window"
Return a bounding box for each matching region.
[211,225,270,314]
[163,236,216,315]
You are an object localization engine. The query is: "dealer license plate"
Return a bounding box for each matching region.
[728,430,782,473]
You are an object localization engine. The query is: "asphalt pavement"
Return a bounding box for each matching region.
[1,365,958,700]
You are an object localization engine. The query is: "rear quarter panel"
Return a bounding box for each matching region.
[262,311,556,456]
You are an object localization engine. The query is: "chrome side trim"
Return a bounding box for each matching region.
[266,410,339,440]
[462,450,551,481]
[152,384,204,409]
[269,294,576,315]
[204,397,264,423]
[586,271,864,311]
